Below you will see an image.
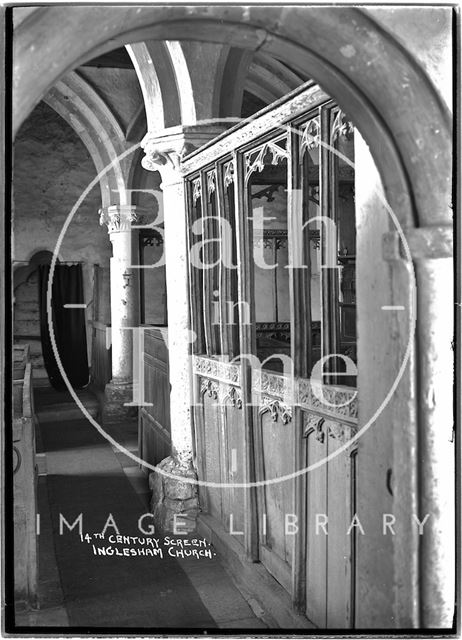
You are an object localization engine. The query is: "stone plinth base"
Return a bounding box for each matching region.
[102,380,137,423]
[149,456,199,534]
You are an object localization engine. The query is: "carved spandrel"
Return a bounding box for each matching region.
[304,413,325,442]
[194,358,358,425]
[259,397,292,424]
[325,419,349,442]
[303,412,357,444]
[180,85,329,176]
[331,110,354,143]
[245,139,289,183]
[200,377,242,409]
[192,178,201,204]
[299,116,321,160]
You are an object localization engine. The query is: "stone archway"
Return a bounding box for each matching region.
[11,6,454,629]
[44,72,132,208]
[14,6,451,230]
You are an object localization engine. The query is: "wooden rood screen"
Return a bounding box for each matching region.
[183,82,359,628]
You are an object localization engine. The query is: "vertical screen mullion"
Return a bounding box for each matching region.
[186,178,203,355]
[200,171,212,355]
[216,162,228,357]
[320,106,339,382]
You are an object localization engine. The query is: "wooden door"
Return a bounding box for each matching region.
[254,397,295,593]
[303,409,357,628]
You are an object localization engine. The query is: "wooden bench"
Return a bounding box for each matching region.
[13,344,38,609]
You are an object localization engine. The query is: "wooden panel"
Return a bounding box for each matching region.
[139,409,171,467]
[305,425,328,627]
[193,368,246,546]
[235,148,259,561]
[202,391,223,522]
[138,328,171,467]
[326,426,354,628]
[223,402,246,543]
[13,358,38,607]
[256,407,295,594]
[304,414,357,629]
[91,321,111,390]
[143,329,170,429]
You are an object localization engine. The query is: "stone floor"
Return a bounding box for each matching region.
[14,385,268,631]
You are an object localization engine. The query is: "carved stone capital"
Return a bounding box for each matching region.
[140,125,228,182]
[99,204,138,234]
[141,134,194,175]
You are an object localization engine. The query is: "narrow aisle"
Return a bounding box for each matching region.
[28,388,267,630]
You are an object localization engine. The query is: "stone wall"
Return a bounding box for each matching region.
[13,101,112,380]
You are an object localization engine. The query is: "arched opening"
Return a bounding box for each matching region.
[10,6,453,632]
[14,7,451,228]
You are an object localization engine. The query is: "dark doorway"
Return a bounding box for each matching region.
[38,263,89,390]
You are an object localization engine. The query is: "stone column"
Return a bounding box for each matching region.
[141,126,224,532]
[383,225,454,628]
[410,227,454,629]
[99,204,140,421]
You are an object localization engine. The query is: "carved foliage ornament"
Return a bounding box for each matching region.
[141,133,196,173]
[298,378,358,422]
[193,355,241,386]
[252,370,358,424]
[192,178,201,205]
[252,228,320,250]
[256,322,290,344]
[180,84,328,175]
[207,171,216,199]
[253,236,288,250]
[194,358,358,425]
[99,207,138,233]
[141,230,164,247]
[253,370,295,403]
[223,160,235,189]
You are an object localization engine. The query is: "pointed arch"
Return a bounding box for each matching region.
[44,71,132,207]
[126,41,181,131]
